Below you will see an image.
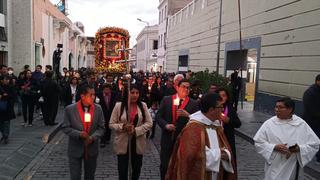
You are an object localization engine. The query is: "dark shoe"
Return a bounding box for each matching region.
[4,138,8,144]
[0,137,4,143]
[100,143,106,148]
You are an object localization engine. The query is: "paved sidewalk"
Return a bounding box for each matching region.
[235,102,320,179]
[0,107,63,180]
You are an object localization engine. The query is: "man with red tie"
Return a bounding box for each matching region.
[62,84,105,180]
[157,79,199,180]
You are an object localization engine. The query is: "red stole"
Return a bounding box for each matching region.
[77,101,94,133]
[130,104,138,124]
[171,94,190,125]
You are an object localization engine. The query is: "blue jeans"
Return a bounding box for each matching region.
[0,121,10,138]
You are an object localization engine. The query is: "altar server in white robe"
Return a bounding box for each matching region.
[254,97,320,180]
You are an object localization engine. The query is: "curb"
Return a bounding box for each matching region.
[235,129,320,179]
[41,122,63,144]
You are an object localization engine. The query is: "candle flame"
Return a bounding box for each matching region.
[173,97,180,106]
[85,113,91,123]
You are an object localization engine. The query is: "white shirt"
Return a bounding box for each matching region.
[70,84,77,104]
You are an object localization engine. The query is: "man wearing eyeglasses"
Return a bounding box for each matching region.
[254,97,320,180]
[157,79,199,180]
[166,93,236,180]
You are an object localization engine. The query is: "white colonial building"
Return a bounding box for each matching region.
[136,25,159,72]
[4,0,88,72]
[165,0,320,115]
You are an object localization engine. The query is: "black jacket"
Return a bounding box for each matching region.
[0,84,16,121]
[223,103,241,158]
[303,84,320,129]
[97,92,117,124]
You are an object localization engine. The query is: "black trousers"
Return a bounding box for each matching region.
[160,134,175,180]
[21,95,36,124]
[150,121,156,138]
[101,121,111,144]
[42,98,59,125]
[69,155,97,180]
[117,138,143,180]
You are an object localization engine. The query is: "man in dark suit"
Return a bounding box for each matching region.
[156,79,199,180]
[96,83,116,147]
[62,84,105,180]
[40,71,60,126]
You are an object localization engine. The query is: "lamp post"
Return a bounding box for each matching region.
[137,18,150,72]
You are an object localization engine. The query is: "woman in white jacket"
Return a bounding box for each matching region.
[109,84,153,180]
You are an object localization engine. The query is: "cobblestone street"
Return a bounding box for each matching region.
[17,127,317,180]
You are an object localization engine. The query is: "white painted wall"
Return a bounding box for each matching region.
[166,0,320,100]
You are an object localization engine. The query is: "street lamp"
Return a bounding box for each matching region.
[137,18,150,72]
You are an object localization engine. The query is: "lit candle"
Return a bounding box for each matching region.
[148,86,151,91]
[85,113,91,123]
[173,97,180,106]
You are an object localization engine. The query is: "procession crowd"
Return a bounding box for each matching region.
[0,64,319,180]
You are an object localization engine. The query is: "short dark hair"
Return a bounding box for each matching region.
[45,65,52,70]
[63,67,68,71]
[178,79,189,87]
[210,83,218,87]
[79,84,94,96]
[276,97,295,114]
[45,70,53,78]
[102,83,112,90]
[36,65,42,69]
[24,65,30,70]
[0,65,7,69]
[315,74,320,82]
[200,93,222,113]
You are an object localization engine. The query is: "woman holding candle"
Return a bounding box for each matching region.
[215,87,241,172]
[109,84,153,180]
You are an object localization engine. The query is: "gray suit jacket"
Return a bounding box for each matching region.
[62,103,105,158]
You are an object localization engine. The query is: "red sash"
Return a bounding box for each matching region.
[77,101,94,133]
[171,94,190,125]
[130,104,138,124]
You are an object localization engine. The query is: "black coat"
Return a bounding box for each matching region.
[0,84,16,121]
[157,95,199,151]
[223,103,241,159]
[40,78,60,102]
[97,92,117,124]
[64,85,78,106]
[303,84,320,129]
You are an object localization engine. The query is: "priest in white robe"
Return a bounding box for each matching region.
[254,97,320,180]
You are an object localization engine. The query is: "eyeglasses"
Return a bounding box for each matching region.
[275,105,287,109]
[180,85,190,90]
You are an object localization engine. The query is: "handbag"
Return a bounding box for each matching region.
[0,101,7,112]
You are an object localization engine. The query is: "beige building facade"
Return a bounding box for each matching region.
[7,0,88,72]
[166,0,320,114]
